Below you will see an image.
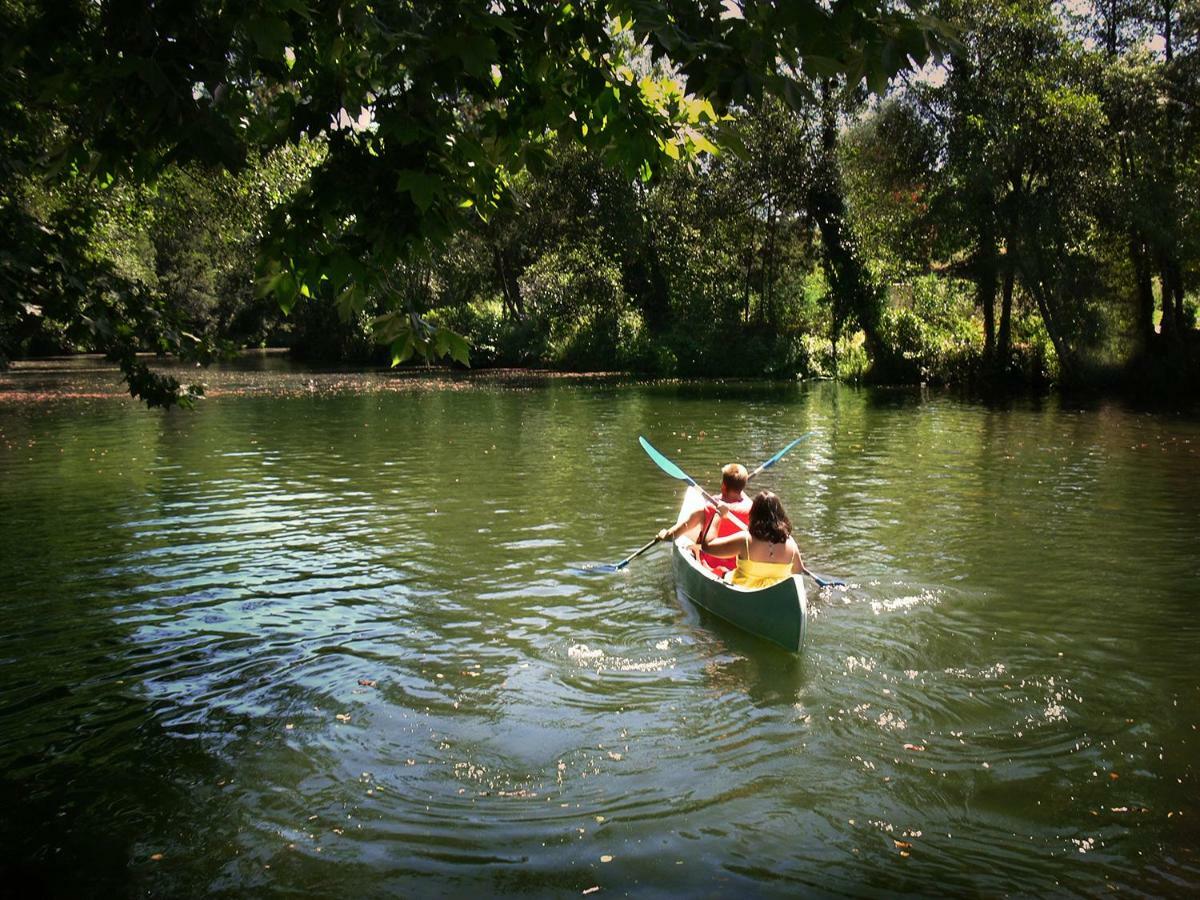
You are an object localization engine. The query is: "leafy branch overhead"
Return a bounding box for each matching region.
[2,0,949,402]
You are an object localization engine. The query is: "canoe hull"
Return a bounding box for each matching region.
[671,537,807,653]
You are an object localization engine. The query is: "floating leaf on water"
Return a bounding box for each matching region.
[600,855,613,863]
[893,840,912,849]
[149,853,164,861]
[1109,772,1119,780]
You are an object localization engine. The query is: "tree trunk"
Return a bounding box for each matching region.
[1016,243,1073,378]
[764,199,778,326]
[978,213,997,359]
[1159,256,1177,340]
[634,181,671,331]
[742,248,753,325]
[996,174,1023,372]
[1155,1,1183,347]
[998,262,1014,366]
[1131,234,1155,353]
[1030,278,1073,378]
[1170,260,1185,330]
[493,245,522,319]
[810,80,884,363]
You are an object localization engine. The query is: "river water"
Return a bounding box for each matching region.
[1,356,1197,896]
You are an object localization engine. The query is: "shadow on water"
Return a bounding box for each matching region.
[0,597,252,896]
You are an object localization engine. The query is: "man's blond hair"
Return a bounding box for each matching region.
[721,463,748,493]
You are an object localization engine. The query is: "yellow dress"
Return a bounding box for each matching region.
[730,555,794,589]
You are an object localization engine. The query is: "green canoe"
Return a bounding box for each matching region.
[671,536,808,653]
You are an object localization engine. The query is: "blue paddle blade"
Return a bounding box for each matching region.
[574,563,623,575]
[758,431,816,472]
[638,436,696,486]
[809,571,846,588]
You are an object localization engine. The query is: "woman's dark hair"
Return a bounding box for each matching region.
[748,491,791,544]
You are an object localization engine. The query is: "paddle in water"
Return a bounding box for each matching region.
[574,535,661,574]
[639,435,846,588]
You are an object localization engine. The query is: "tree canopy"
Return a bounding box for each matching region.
[1,0,947,405]
[5,1,1196,401]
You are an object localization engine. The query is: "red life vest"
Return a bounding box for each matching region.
[699,496,752,573]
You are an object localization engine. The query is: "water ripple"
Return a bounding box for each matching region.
[1,367,1198,894]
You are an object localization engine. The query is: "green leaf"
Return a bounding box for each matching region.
[802,56,843,78]
[391,334,415,366]
[395,170,441,213]
[275,273,299,315]
[373,311,407,343]
[690,132,720,156]
[337,283,365,320]
[441,329,472,367]
[456,34,497,79]
[245,15,292,59]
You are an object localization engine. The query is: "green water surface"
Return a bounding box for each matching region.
[1,358,1197,896]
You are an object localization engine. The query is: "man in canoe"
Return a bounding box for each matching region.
[656,463,753,576]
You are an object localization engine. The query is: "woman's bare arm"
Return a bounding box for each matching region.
[789,538,804,574]
[701,532,746,556]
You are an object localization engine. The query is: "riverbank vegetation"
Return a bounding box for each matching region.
[2,1,1196,403]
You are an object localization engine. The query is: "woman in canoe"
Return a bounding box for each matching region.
[694,491,804,589]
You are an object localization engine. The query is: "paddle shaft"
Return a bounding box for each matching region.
[615,535,661,570]
[745,431,816,480]
[798,563,831,587]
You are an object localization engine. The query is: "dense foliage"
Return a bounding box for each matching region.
[2,0,1197,400]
